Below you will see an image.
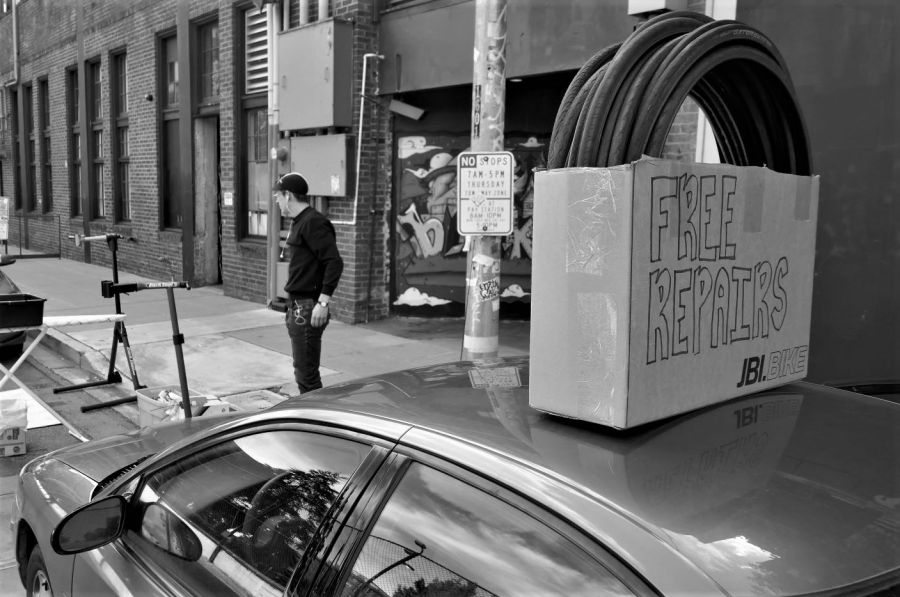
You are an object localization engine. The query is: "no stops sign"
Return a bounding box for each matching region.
[456,151,514,235]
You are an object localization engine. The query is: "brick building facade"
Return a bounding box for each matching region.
[0,0,390,324]
[0,0,708,328]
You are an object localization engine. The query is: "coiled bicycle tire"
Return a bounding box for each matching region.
[549,10,812,175]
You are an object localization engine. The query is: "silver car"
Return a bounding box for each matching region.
[12,357,900,596]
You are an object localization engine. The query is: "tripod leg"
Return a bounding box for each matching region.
[117,321,145,390]
[80,395,137,412]
[167,287,193,418]
[53,325,122,393]
[105,321,124,384]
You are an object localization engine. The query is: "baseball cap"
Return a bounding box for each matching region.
[274,172,309,196]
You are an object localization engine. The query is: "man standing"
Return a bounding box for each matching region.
[274,172,343,393]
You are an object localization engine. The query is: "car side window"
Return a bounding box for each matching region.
[339,462,638,597]
[126,430,371,597]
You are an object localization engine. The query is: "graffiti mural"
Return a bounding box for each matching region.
[393,133,547,316]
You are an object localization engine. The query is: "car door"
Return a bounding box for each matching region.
[70,422,393,596]
[293,447,657,597]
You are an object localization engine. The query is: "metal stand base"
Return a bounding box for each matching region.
[54,371,123,394]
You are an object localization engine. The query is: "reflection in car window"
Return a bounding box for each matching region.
[341,463,636,597]
[128,430,371,596]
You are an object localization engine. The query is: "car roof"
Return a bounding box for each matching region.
[274,356,900,596]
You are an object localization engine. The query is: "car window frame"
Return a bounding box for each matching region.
[93,421,398,597]
[295,444,658,597]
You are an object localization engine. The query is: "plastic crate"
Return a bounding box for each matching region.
[137,386,207,427]
[0,294,46,327]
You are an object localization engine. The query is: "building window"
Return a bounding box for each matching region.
[246,105,268,237]
[9,87,21,211]
[87,60,104,219]
[164,36,179,108]
[242,7,269,239]
[67,66,82,217]
[39,78,52,213]
[198,21,219,105]
[161,34,180,228]
[111,51,130,221]
[23,82,36,212]
[287,0,331,27]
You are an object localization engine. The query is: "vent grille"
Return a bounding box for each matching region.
[245,7,269,94]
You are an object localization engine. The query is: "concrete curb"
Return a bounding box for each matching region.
[27,328,134,389]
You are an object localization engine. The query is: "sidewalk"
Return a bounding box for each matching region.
[3,253,530,428]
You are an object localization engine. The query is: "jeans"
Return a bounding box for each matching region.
[285,298,328,393]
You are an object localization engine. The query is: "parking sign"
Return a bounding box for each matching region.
[456,151,514,235]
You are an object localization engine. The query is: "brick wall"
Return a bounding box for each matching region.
[0,0,282,309]
[328,0,390,323]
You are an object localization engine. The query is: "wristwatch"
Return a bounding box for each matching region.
[317,300,329,309]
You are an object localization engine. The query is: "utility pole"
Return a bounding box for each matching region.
[461,0,508,361]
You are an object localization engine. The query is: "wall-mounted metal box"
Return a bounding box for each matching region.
[289,134,354,197]
[277,19,353,131]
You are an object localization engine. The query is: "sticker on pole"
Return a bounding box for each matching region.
[456,151,514,235]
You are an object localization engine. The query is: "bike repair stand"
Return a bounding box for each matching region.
[81,279,194,417]
[54,233,144,396]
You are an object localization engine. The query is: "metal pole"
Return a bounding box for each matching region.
[462,0,507,361]
[266,4,281,307]
[167,287,192,418]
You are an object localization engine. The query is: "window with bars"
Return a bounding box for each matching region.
[39,77,52,213]
[111,51,130,221]
[67,67,82,217]
[87,59,105,219]
[23,82,36,212]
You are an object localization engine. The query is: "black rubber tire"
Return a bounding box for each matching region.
[25,545,54,597]
[548,11,811,175]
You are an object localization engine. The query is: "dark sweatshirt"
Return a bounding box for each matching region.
[283,207,343,299]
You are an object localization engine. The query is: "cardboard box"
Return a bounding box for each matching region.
[1,442,26,457]
[530,158,819,429]
[0,426,26,457]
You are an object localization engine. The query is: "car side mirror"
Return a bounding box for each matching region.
[51,495,127,555]
[0,255,15,267]
[139,502,202,561]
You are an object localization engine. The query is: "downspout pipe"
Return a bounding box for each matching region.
[332,52,383,227]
